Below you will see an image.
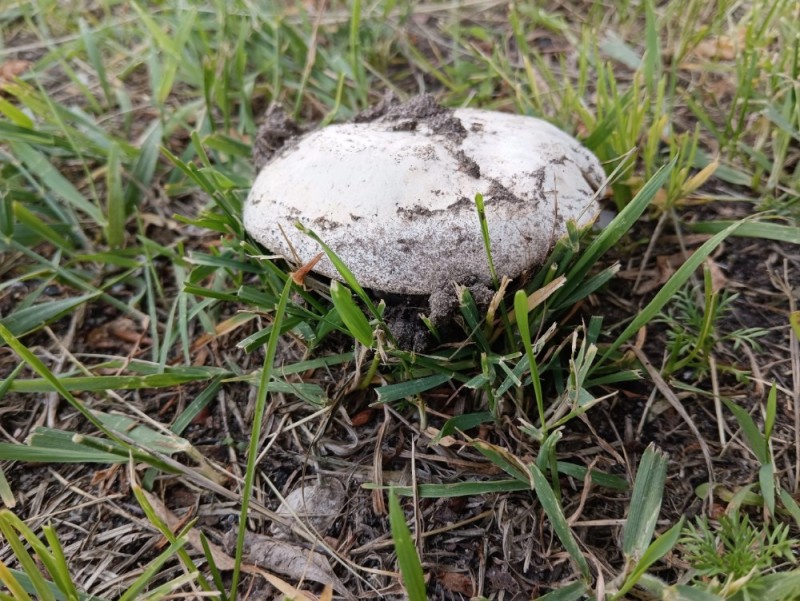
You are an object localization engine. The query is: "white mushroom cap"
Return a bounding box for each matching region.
[244,105,604,295]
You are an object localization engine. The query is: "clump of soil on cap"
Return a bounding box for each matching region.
[252,105,304,170]
[357,92,469,143]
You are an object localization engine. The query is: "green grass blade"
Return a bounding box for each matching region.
[473,441,531,483]
[330,280,374,347]
[534,581,588,601]
[556,462,628,490]
[601,220,744,363]
[116,536,187,601]
[0,564,32,601]
[389,490,426,601]
[78,18,112,106]
[0,292,96,338]
[105,144,125,248]
[199,531,229,601]
[637,574,723,600]
[614,517,684,599]
[721,396,769,464]
[765,382,777,441]
[779,487,800,528]
[515,289,545,432]
[9,142,104,225]
[688,220,800,244]
[0,464,14,507]
[0,445,113,463]
[41,525,80,601]
[529,463,591,579]
[622,443,667,560]
[170,377,223,435]
[643,0,660,94]
[368,479,533,497]
[375,374,451,404]
[0,324,126,445]
[759,462,776,516]
[0,513,54,601]
[12,202,75,251]
[230,277,293,601]
[556,159,674,306]
[125,121,163,209]
[474,193,498,287]
[9,371,221,393]
[430,411,493,443]
[295,223,381,318]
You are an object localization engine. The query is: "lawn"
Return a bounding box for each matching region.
[0,0,799,599]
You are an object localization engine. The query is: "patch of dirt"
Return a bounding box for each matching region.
[454,149,480,178]
[252,104,303,170]
[486,178,523,205]
[367,93,469,144]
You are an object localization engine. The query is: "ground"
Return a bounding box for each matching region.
[0,1,799,600]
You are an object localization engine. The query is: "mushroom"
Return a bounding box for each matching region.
[244,95,605,297]
[244,96,605,347]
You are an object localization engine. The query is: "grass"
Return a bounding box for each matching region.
[0,0,799,599]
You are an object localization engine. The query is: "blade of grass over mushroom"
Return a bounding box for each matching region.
[529,463,591,580]
[388,491,426,601]
[474,193,498,288]
[330,280,374,347]
[296,223,381,318]
[458,287,491,351]
[622,444,668,562]
[3,0,798,595]
[600,220,745,364]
